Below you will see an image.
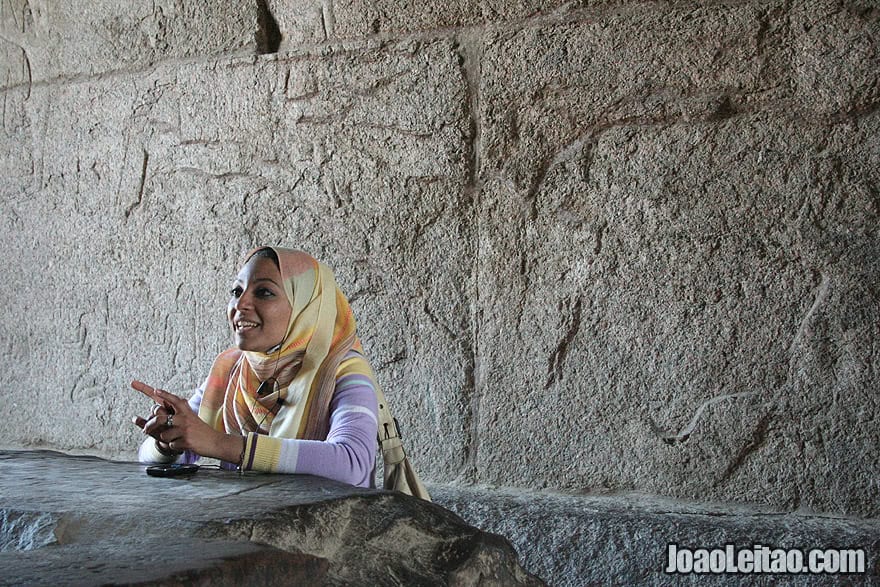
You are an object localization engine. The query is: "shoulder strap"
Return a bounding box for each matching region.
[375,385,431,501]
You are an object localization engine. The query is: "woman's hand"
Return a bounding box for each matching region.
[130,380,244,464]
[131,399,177,455]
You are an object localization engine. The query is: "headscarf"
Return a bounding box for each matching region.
[197,247,360,441]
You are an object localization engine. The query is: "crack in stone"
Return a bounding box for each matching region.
[451,30,483,484]
[648,271,833,448]
[255,0,281,54]
[221,479,288,500]
[124,148,149,219]
[175,167,252,181]
[454,31,483,191]
[320,0,335,42]
[422,297,458,342]
[788,272,830,357]
[545,296,583,389]
[647,391,756,445]
[593,219,607,256]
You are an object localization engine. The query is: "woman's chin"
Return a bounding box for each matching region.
[233,336,257,351]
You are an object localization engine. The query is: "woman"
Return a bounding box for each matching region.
[131,247,380,488]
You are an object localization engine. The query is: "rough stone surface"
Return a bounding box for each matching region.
[267,0,483,46]
[475,111,880,513]
[0,0,258,86]
[472,0,880,516]
[431,485,880,586]
[0,450,541,586]
[265,0,594,46]
[0,0,878,538]
[0,37,474,483]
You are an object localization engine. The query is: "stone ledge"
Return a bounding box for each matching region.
[430,485,880,586]
[5,538,327,586]
[0,451,541,586]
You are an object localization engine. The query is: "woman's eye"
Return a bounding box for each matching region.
[256,288,275,298]
[230,286,243,298]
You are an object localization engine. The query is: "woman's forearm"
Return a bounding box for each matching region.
[241,382,379,486]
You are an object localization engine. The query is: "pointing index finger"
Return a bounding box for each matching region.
[131,379,158,399]
[130,380,185,411]
[132,381,188,413]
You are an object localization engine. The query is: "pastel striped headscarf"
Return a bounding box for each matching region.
[198,247,360,441]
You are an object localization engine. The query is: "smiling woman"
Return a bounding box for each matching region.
[228,249,292,353]
[130,247,427,497]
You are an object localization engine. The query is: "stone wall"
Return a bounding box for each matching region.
[0,0,877,519]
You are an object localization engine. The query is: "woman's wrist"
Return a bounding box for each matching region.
[218,433,247,466]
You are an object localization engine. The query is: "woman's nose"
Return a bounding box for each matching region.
[233,291,254,311]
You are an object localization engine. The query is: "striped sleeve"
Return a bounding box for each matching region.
[242,352,380,487]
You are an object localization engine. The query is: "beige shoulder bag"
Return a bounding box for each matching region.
[375,386,431,501]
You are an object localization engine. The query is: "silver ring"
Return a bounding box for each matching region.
[165,414,174,428]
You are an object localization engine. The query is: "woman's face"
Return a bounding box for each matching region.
[227,255,292,353]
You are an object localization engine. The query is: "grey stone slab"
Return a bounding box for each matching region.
[473,110,880,516]
[0,450,542,586]
[2,538,329,587]
[0,0,258,86]
[791,0,880,116]
[329,0,483,40]
[0,38,473,479]
[479,1,790,190]
[468,0,880,518]
[267,0,482,45]
[477,0,880,190]
[265,0,651,44]
[431,485,880,586]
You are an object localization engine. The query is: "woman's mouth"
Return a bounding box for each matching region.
[235,320,260,332]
